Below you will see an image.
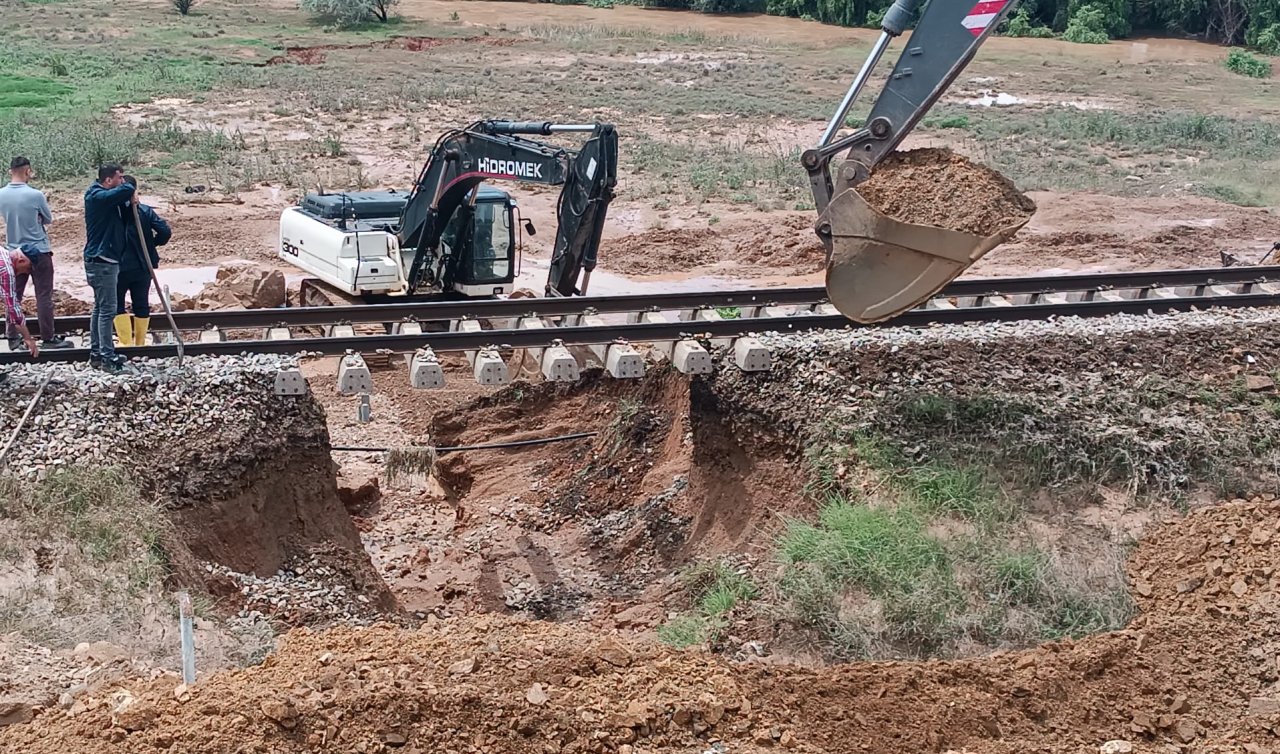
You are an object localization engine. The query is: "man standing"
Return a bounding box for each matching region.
[0,157,71,351]
[83,164,135,372]
[116,175,171,347]
[0,248,40,358]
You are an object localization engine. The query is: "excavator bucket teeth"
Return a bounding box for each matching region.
[820,187,1032,323]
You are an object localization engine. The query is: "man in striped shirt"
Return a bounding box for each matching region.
[0,248,38,357]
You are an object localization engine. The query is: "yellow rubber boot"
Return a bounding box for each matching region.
[133,316,150,346]
[113,314,133,347]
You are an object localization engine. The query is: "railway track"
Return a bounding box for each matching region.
[3,266,1280,371]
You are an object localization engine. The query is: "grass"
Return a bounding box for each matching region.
[0,467,170,648]
[0,464,279,669]
[0,73,73,109]
[657,559,758,649]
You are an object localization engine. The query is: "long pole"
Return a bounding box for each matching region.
[129,201,184,366]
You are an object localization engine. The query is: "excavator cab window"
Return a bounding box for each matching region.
[463,198,514,284]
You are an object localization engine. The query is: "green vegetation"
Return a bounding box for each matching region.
[1004,7,1054,38]
[1225,49,1273,78]
[0,74,73,109]
[657,559,759,649]
[301,0,401,27]
[548,0,1280,52]
[0,467,169,646]
[1062,5,1111,44]
[772,450,1134,659]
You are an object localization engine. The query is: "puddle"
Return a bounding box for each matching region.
[966,91,1026,107]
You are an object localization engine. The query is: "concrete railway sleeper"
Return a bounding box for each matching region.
[3,274,1280,396]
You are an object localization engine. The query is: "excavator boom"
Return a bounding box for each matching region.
[805,0,1025,322]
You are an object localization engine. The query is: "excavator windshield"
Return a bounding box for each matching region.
[433,188,517,293]
[469,200,513,283]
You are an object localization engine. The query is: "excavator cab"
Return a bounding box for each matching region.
[438,186,519,296]
[806,0,1027,322]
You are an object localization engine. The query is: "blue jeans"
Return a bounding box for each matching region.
[85,259,119,360]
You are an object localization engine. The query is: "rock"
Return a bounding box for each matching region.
[72,640,129,666]
[1232,580,1248,597]
[114,700,158,731]
[1135,581,1153,597]
[1176,577,1203,594]
[337,474,382,513]
[449,657,477,675]
[383,732,407,746]
[779,730,797,748]
[1174,717,1199,743]
[1250,528,1273,546]
[611,604,661,629]
[260,698,299,729]
[1248,696,1280,716]
[1100,741,1134,754]
[198,263,287,310]
[0,701,34,727]
[525,683,549,706]
[1246,375,1274,392]
[595,638,633,668]
[173,684,192,703]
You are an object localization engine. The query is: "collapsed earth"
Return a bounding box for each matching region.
[1,0,1280,752]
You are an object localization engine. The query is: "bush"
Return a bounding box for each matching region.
[1062,4,1111,44]
[1252,23,1280,56]
[300,0,399,26]
[1004,7,1054,37]
[1225,48,1273,78]
[171,0,196,15]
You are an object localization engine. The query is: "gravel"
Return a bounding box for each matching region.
[0,355,322,493]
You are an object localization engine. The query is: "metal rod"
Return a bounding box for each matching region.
[820,31,893,147]
[0,374,50,467]
[130,201,184,366]
[42,265,1280,335]
[177,592,196,685]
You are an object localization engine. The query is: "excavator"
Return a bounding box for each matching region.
[279,120,617,305]
[282,0,1022,323]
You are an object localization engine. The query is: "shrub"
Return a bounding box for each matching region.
[1004,7,1054,38]
[1062,5,1111,44]
[300,0,399,27]
[172,0,196,15]
[1225,49,1272,79]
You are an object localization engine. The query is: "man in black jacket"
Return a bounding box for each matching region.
[83,164,135,371]
[116,176,171,347]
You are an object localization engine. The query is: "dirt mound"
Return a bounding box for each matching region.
[856,147,1036,235]
[6,498,1280,753]
[602,214,825,278]
[267,36,520,65]
[189,262,287,309]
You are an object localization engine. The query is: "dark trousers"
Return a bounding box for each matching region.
[84,259,118,359]
[116,275,151,318]
[5,252,55,342]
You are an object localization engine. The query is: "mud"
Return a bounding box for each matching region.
[5,497,1280,753]
[603,213,825,277]
[856,147,1037,236]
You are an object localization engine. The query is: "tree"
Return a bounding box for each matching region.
[300,0,400,27]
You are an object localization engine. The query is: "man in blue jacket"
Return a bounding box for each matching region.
[116,175,171,347]
[83,164,135,371]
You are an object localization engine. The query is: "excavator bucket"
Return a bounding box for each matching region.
[819,186,1032,323]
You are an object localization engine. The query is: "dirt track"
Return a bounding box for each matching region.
[4,497,1277,753]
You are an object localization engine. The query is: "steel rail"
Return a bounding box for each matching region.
[47,265,1280,333]
[8,288,1280,365]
